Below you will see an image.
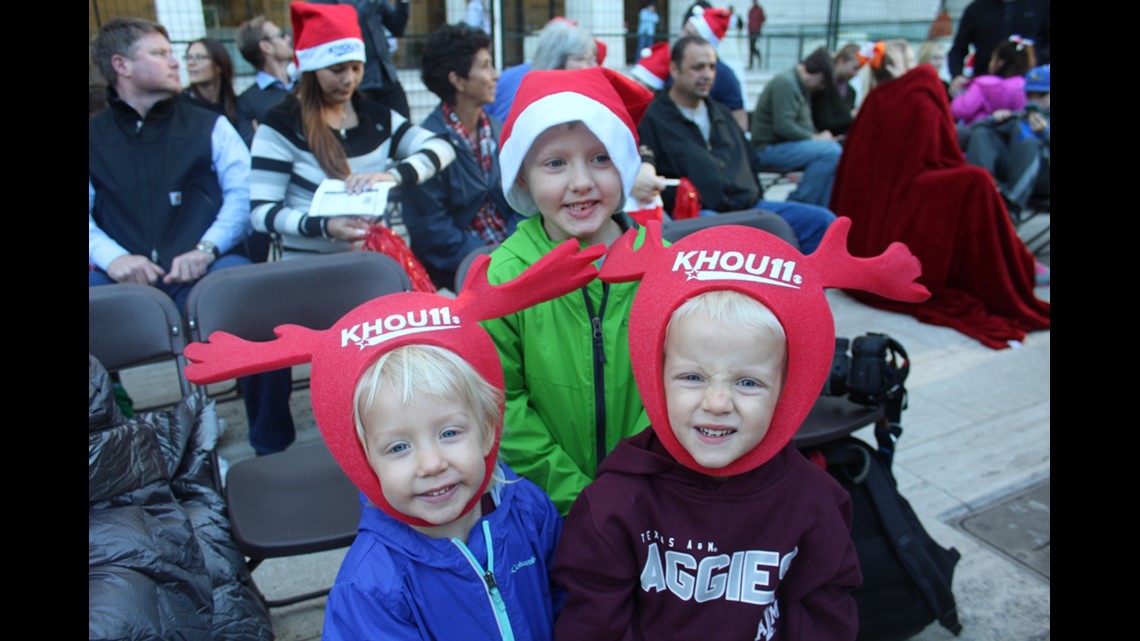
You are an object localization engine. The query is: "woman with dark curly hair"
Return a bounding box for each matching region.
[182,37,239,127]
[401,23,524,289]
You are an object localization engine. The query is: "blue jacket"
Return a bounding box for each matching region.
[400,103,522,289]
[322,464,564,640]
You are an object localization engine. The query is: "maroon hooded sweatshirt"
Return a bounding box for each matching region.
[552,428,860,641]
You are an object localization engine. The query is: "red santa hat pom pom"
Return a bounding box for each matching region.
[689,6,731,49]
[631,41,671,91]
[498,66,654,216]
[291,1,365,73]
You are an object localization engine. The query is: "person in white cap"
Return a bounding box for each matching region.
[480,66,658,515]
[249,1,456,259]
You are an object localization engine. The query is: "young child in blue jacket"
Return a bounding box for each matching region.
[181,238,606,640]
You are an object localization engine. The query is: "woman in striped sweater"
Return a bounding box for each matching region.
[250,2,455,259]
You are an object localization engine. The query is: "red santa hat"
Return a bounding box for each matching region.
[631,41,671,91]
[291,1,365,73]
[599,218,930,476]
[594,38,608,66]
[183,242,605,527]
[688,6,732,49]
[499,66,654,216]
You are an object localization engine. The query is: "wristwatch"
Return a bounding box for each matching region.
[196,240,218,257]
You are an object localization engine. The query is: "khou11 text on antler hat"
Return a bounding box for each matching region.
[183,241,604,527]
[498,65,654,217]
[598,217,931,476]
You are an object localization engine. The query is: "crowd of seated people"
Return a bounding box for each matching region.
[91,5,1049,637]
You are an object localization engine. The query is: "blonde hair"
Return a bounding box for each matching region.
[863,38,917,93]
[353,345,503,456]
[666,290,788,368]
[916,40,945,67]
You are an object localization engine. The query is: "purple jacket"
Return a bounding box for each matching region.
[951,74,1027,125]
[552,429,861,641]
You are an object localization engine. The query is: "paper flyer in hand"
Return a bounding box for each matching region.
[308,179,392,218]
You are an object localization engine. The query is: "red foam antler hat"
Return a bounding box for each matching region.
[600,218,930,476]
[184,241,605,526]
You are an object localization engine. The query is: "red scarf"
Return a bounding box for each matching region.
[443,102,508,243]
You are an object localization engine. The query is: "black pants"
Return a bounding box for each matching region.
[748,34,762,68]
[962,122,1048,208]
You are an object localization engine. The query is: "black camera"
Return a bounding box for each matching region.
[822,333,908,406]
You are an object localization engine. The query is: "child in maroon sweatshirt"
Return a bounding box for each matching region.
[551,218,930,640]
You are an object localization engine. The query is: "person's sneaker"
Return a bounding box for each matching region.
[1034,260,1050,287]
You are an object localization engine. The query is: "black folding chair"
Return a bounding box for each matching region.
[454,242,500,293]
[89,283,192,406]
[184,251,413,607]
[661,209,802,252]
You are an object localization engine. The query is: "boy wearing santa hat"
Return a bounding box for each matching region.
[480,66,657,516]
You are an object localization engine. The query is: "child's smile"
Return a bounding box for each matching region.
[518,121,624,246]
[663,312,785,470]
[360,391,492,539]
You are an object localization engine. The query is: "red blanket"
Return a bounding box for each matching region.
[829,65,1049,349]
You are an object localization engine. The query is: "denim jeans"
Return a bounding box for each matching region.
[756,139,842,208]
[90,253,296,455]
[700,199,835,254]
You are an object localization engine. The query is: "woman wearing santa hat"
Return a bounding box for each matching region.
[250,2,457,259]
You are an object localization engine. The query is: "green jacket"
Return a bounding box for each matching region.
[750,67,818,150]
[480,216,650,515]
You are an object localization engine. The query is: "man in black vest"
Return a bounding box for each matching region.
[89,17,296,455]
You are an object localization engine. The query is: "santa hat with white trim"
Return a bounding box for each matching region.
[291,1,365,73]
[499,66,654,216]
[631,41,670,91]
[687,6,731,49]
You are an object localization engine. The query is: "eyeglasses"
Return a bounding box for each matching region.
[183,53,210,63]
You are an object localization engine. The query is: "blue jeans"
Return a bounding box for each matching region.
[90,253,296,455]
[700,200,836,254]
[756,139,842,208]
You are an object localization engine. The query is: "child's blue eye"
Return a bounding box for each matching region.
[386,442,409,455]
[440,428,460,440]
[593,153,611,164]
[544,158,566,169]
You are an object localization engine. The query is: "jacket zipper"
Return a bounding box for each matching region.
[581,283,610,471]
[452,520,516,641]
